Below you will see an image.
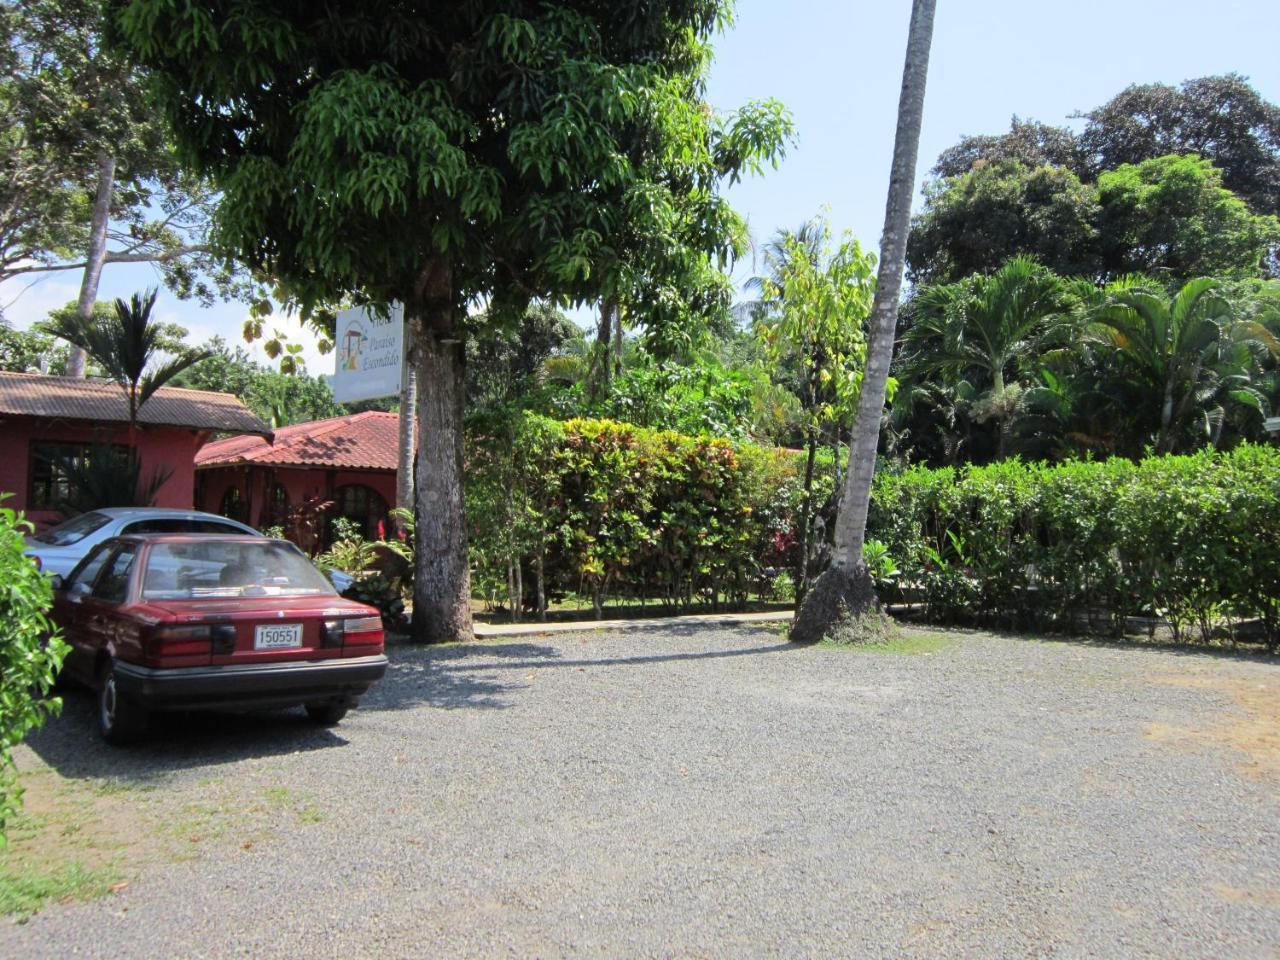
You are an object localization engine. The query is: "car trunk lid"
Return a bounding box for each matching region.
[141,596,364,666]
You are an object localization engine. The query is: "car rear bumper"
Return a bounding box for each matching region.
[112,655,389,712]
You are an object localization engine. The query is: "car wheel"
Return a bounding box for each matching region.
[305,700,349,726]
[98,661,149,745]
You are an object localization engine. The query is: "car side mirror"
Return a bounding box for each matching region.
[49,574,64,591]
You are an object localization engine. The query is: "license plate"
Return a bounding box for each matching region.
[254,623,303,650]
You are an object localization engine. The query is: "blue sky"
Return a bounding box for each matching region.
[4,0,1278,372]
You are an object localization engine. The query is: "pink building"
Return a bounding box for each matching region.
[0,371,269,530]
[195,411,400,544]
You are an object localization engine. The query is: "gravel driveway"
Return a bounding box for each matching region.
[5,625,1279,958]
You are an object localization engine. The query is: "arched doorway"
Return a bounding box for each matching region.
[265,482,290,529]
[334,483,388,541]
[218,485,247,523]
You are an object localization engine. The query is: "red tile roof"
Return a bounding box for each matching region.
[195,411,401,471]
[0,370,270,435]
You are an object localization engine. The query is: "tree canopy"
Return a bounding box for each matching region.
[173,338,344,428]
[907,161,1100,285]
[909,153,1280,285]
[934,74,1280,218]
[1097,154,1280,281]
[0,0,244,304]
[1080,75,1280,217]
[112,0,792,642]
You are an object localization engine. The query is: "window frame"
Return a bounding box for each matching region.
[64,542,117,594]
[91,544,139,604]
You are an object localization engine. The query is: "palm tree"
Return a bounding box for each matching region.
[45,288,212,434]
[1086,277,1262,453]
[745,219,826,300]
[901,256,1076,457]
[790,0,937,644]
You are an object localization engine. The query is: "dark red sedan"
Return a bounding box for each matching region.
[50,534,388,743]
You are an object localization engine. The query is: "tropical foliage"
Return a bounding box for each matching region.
[0,500,67,842]
[908,153,1280,286]
[44,288,211,429]
[174,337,343,428]
[868,446,1280,647]
[934,74,1280,218]
[752,217,876,597]
[893,271,1279,463]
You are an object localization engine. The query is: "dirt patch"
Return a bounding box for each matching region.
[1,748,327,920]
[1145,673,1280,782]
[1212,883,1280,906]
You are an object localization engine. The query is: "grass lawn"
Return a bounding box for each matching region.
[0,746,331,921]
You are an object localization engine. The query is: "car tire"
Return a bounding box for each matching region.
[97,661,149,745]
[304,700,349,726]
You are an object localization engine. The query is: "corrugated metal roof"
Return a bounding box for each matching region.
[195,411,401,471]
[0,371,271,435]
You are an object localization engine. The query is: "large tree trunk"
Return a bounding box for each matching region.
[589,299,619,400]
[67,152,116,379]
[395,319,417,526]
[535,550,547,622]
[792,0,937,644]
[410,259,474,644]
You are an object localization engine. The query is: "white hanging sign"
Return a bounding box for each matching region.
[333,304,404,403]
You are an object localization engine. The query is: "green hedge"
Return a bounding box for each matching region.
[466,415,810,615]
[464,415,1279,645]
[868,445,1280,644]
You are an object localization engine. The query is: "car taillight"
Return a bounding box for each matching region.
[30,555,41,571]
[322,616,383,648]
[153,624,214,657]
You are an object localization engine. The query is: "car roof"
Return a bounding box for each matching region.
[109,534,280,547]
[90,507,253,522]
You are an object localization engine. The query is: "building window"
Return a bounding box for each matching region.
[28,442,94,510]
[334,484,388,540]
[219,486,246,523]
[29,441,135,511]
[266,483,290,527]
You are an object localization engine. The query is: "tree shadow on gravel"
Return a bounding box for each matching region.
[359,643,553,713]
[25,688,348,785]
[398,628,797,676]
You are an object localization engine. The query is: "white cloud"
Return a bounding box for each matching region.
[0,274,81,329]
[1,270,336,378]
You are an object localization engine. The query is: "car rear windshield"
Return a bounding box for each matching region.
[142,541,338,600]
[31,511,112,546]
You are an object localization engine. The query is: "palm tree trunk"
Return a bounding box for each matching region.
[1158,371,1177,453]
[993,366,1007,460]
[67,152,116,379]
[792,0,937,643]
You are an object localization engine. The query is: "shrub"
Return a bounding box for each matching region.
[315,535,379,575]
[466,415,801,616]
[869,445,1280,645]
[341,574,407,633]
[465,414,1278,644]
[0,502,68,843]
